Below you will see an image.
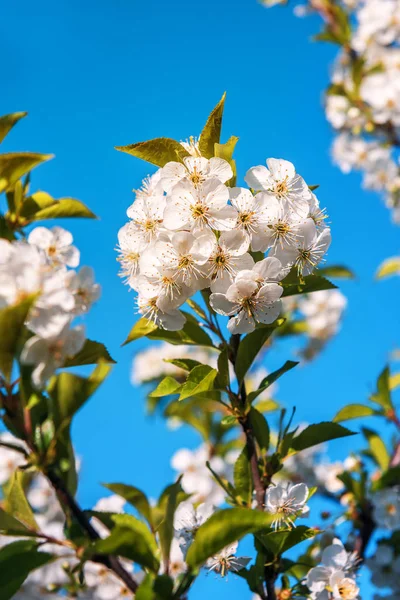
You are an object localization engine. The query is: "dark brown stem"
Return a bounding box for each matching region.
[266,577,277,600]
[353,501,375,562]
[45,469,138,594]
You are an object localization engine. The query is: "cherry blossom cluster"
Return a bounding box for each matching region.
[117,154,331,333]
[306,538,360,600]
[0,227,100,388]
[264,0,400,223]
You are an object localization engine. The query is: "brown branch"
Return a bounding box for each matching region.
[266,578,277,600]
[45,469,138,594]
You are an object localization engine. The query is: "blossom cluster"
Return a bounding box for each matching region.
[326,0,400,223]
[117,153,331,333]
[0,227,100,388]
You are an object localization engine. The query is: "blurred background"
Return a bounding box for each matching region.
[1,0,399,597]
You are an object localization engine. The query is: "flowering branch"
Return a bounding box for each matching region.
[45,469,139,594]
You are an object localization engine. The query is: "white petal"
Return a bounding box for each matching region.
[209,293,238,316]
[207,157,233,183]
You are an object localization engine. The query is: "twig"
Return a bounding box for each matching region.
[45,469,138,594]
[266,577,277,600]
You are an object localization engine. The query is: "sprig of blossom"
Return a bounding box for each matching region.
[0,227,100,388]
[117,157,331,332]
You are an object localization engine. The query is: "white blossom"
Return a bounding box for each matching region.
[245,158,311,218]
[27,226,80,268]
[372,487,400,530]
[160,156,233,193]
[20,325,86,388]
[205,541,251,577]
[265,482,309,529]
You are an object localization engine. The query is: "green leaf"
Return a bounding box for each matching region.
[333,404,377,422]
[370,367,394,411]
[258,526,317,556]
[0,153,53,194]
[0,507,36,537]
[186,298,207,320]
[20,191,96,221]
[362,428,390,471]
[179,365,218,401]
[318,265,355,279]
[0,295,36,381]
[390,372,400,391]
[135,573,155,600]
[376,257,400,279]
[249,407,270,452]
[235,320,284,383]
[148,376,181,398]
[157,479,182,567]
[374,466,400,490]
[148,318,214,347]
[0,112,27,144]
[63,339,116,367]
[247,361,298,404]
[48,362,112,424]
[233,446,252,505]
[6,471,37,530]
[281,274,337,297]
[214,136,239,186]
[164,358,203,372]
[102,483,153,528]
[116,138,189,168]
[47,363,111,494]
[123,317,158,345]
[215,347,230,389]
[199,93,226,158]
[186,508,275,569]
[0,540,54,600]
[124,317,214,348]
[88,514,159,573]
[179,364,218,400]
[290,422,356,453]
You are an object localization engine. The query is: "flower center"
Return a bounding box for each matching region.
[274,178,289,197]
[338,581,358,600]
[191,202,208,223]
[189,166,205,187]
[386,503,397,515]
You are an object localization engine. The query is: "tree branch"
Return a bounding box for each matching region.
[45,469,139,594]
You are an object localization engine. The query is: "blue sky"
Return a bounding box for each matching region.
[2,0,399,597]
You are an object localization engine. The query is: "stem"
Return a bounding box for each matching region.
[353,501,375,562]
[229,334,265,510]
[266,578,277,600]
[45,469,138,594]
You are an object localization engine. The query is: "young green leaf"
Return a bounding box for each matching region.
[123,317,158,345]
[0,540,54,600]
[116,138,189,167]
[281,274,337,297]
[362,428,390,471]
[249,407,270,453]
[290,422,356,453]
[333,404,377,422]
[376,257,400,279]
[0,295,36,381]
[185,508,275,569]
[6,471,37,531]
[235,319,285,383]
[318,265,355,279]
[179,365,218,401]
[246,361,298,405]
[20,192,96,221]
[233,446,253,506]
[157,479,183,567]
[0,112,27,144]
[87,514,159,573]
[148,376,181,398]
[198,93,226,158]
[370,366,394,411]
[0,152,53,194]
[102,483,153,528]
[257,526,317,556]
[63,339,115,367]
